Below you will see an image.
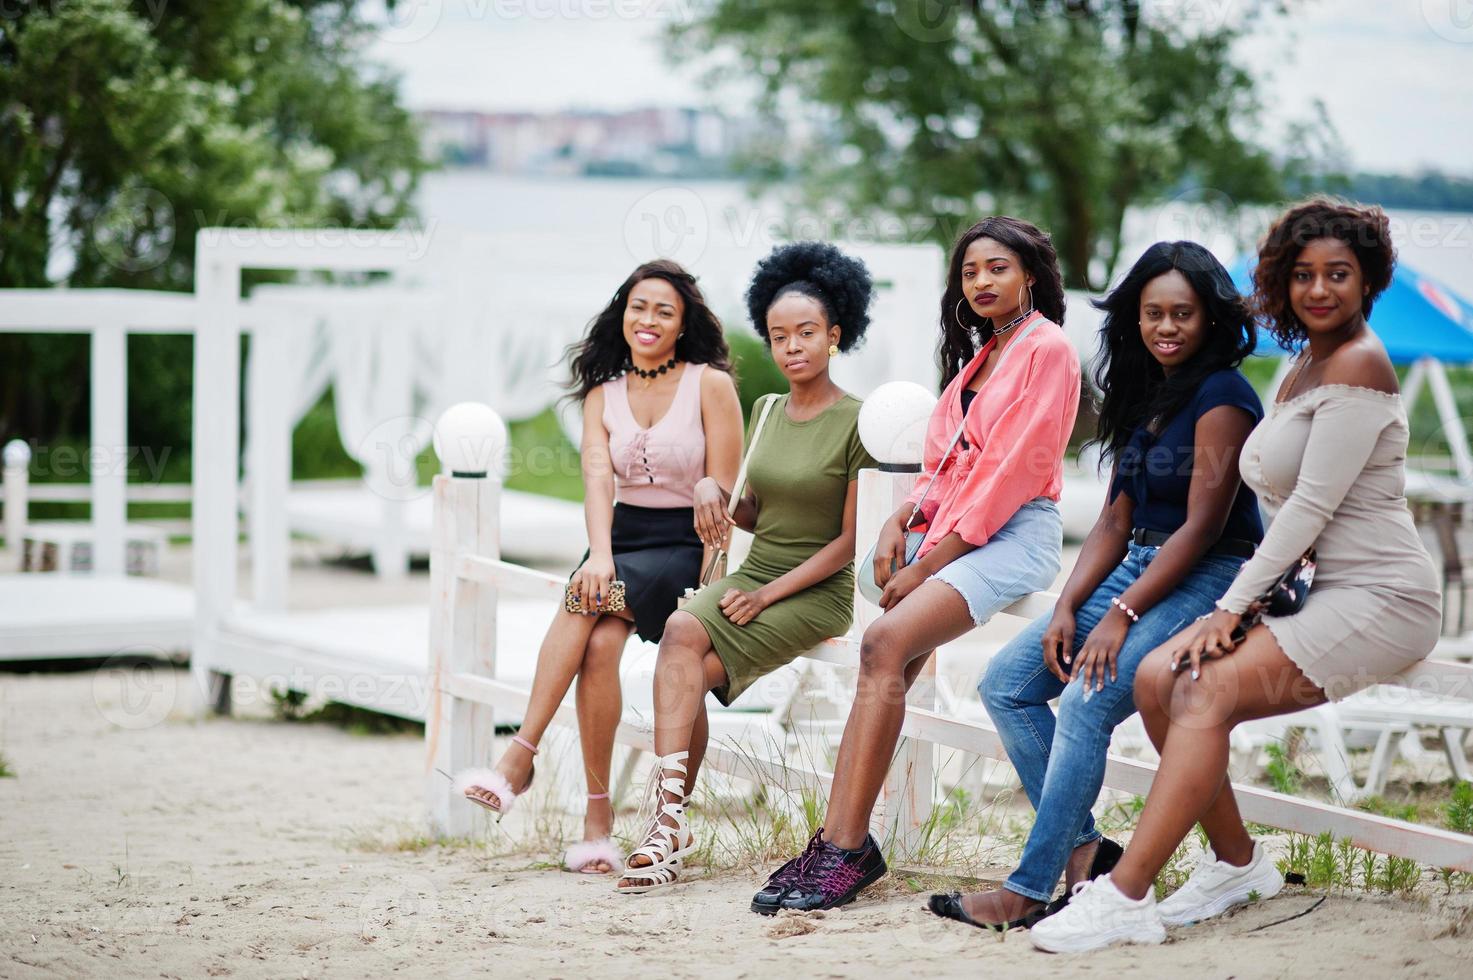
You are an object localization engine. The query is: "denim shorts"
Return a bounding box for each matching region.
[931,498,1063,626]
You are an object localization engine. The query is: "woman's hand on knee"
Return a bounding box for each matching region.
[1072,614,1128,693]
[1168,608,1242,680]
[878,563,926,611]
[718,587,769,626]
[1041,607,1076,683]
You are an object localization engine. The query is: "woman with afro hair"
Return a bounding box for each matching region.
[753,216,1082,914]
[618,241,879,892]
[1032,199,1441,954]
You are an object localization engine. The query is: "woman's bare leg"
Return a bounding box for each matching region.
[573,615,634,869]
[822,581,976,849]
[463,608,611,808]
[617,611,727,888]
[1133,644,1267,868]
[1109,626,1327,900]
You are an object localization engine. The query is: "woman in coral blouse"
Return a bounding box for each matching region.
[752,216,1082,913]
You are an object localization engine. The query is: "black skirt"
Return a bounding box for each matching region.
[572,503,702,643]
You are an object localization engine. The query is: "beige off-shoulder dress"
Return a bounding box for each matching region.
[1216,384,1442,699]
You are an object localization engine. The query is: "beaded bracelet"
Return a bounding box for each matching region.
[1111,596,1140,623]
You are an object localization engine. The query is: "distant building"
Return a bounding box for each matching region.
[416,106,751,178]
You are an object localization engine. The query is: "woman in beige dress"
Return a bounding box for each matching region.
[1031,198,1442,954]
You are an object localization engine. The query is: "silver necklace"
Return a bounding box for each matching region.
[991,309,1031,336]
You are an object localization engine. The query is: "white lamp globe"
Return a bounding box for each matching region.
[858,382,937,471]
[2,439,30,469]
[433,403,507,478]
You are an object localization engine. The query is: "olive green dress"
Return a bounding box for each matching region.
[684,392,876,705]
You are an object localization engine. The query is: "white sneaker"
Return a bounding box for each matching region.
[1158,841,1283,925]
[1029,875,1165,954]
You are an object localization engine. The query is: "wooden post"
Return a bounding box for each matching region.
[3,441,29,572]
[369,322,414,581]
[91,322,127,576]
[856,466,935,859]
[247,320,292,611]
[191,236,242,713]
[426,472,501,838]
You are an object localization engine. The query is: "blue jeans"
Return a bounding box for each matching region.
[979,542,1246,902]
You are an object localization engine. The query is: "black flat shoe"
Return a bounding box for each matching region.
[1043,836,1124,917]
[927,891,1046,932]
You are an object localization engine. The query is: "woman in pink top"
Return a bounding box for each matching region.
[454,260,744,875]
[754,216,1082,913]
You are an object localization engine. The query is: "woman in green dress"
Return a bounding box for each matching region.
[618,242,877,892]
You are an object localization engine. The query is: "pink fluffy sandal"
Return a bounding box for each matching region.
[563,791,620,874]
[564,838,622,875]
[453,735,537,815]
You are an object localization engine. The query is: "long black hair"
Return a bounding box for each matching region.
[565,259,732,402]
[1090,241,1256,459]
[939,216,1067,388]
[744,241,874,350]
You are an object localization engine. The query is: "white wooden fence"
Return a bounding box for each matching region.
[426,458,1473,872]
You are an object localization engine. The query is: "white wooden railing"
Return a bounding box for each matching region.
[426,462,1473,871]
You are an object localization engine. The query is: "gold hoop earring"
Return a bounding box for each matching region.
[828,344,840,357]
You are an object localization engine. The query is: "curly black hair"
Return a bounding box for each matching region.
[939,216,1067,388]
[565,260,733,402]
[744,241,873,351]
[1089,241,1257,459]
[1252,197,1397,351]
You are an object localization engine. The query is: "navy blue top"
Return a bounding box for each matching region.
[1108,369,1265,543]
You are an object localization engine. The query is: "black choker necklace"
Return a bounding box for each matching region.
[630,356,678,386]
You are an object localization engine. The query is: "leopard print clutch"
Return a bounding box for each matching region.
[563,579,627,615]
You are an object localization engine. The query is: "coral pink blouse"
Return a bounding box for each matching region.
[906,312,1081,557]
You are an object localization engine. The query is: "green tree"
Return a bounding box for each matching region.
[678,0,1321,289]
[0,0,429,453]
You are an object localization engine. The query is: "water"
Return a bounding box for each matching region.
[417,171,1473,300]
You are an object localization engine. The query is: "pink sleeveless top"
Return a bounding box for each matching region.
[602,362,707,508]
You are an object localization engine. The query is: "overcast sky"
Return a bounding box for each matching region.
[365,0,1473,175]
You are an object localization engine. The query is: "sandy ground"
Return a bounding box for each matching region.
[3,669,1472,980]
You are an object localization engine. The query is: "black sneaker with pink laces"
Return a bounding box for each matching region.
[750,828,825,915]
[777,833,887,912]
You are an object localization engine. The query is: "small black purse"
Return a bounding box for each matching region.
[1230,548,1317,645]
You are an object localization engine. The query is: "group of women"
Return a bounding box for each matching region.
[452,196,1441,954]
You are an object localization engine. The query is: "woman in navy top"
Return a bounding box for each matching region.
[930,241,1263,931]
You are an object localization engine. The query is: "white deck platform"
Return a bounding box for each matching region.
[285,484,586,564]
[212,594,826,725]
[0,574,194,660]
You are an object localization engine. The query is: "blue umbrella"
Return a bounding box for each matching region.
[1229,258,1473,364]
